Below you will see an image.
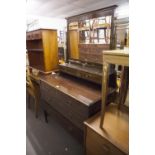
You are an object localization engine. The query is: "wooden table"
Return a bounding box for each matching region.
[84,103,129,155]
[100,49,129,127]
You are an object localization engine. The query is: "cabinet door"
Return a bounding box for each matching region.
[69,30,79,59]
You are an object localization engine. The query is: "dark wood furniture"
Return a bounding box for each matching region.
[59,6,117,85]
[39,73,116,131]
[59,61,103,84]
[84,104,129,155]
[59,60,116,85]
[100,49,129,127]
[66,5,117,62]
[26,29,59,74]
[40,73,101,131]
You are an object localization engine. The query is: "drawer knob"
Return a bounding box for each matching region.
[56,85,60,88]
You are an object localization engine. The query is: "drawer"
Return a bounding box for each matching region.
[33,30,42,39]
[60,65,102,84]
[26,31,42,40]
[86,127,126,155]
[40,81,90,130]
[40,81,61,112]
[60,66,78,76]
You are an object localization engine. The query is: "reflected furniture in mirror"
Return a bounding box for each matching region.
[114,17,129,49]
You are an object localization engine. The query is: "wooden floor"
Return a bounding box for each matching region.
[26,98,85,155]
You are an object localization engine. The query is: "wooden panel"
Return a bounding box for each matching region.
[26,40,43,50]
[86,127,125,155]
[69,30,79,59]
[28,52,45,71]
[79,44,110,64]
[42,30,59,72]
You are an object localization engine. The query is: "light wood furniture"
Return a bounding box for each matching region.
[26,67,40,117]
[100,49,129,127]
[26,29,59,74]
[84,103,129,155]
[69,30,79,59]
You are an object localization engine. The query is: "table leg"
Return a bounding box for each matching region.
[100,62,110,128]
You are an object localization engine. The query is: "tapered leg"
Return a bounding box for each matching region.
[100,62,110,128]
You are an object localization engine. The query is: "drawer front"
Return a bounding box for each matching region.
[40,81,63,112]
[58,92,89,129]
[86,127,126,155]
[60,65,102,84]
[33,30,42,39]
[60,65,78,76]
[40,81,89,130]
[26,30,42,40]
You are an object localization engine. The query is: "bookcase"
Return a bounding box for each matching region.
[26,29,59,73]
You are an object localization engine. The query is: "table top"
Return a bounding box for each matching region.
[84,103,129,154]
[102,49,129,66]
[103,49,129,56]
[34,73,102,106]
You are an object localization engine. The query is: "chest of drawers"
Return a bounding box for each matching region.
[40,74,102,130]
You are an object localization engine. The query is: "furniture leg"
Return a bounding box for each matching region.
[118,66,129,109]
[100,62,110,128]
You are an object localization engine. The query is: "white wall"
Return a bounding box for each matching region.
[115,2,129,19]
[26,15,67,31]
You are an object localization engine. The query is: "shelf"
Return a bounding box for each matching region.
[78,24,111,31]
[79,27,90,31]
[79,43,110,45]
[27,49,43,52]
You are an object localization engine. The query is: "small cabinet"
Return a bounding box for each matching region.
[26,29,59,73]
